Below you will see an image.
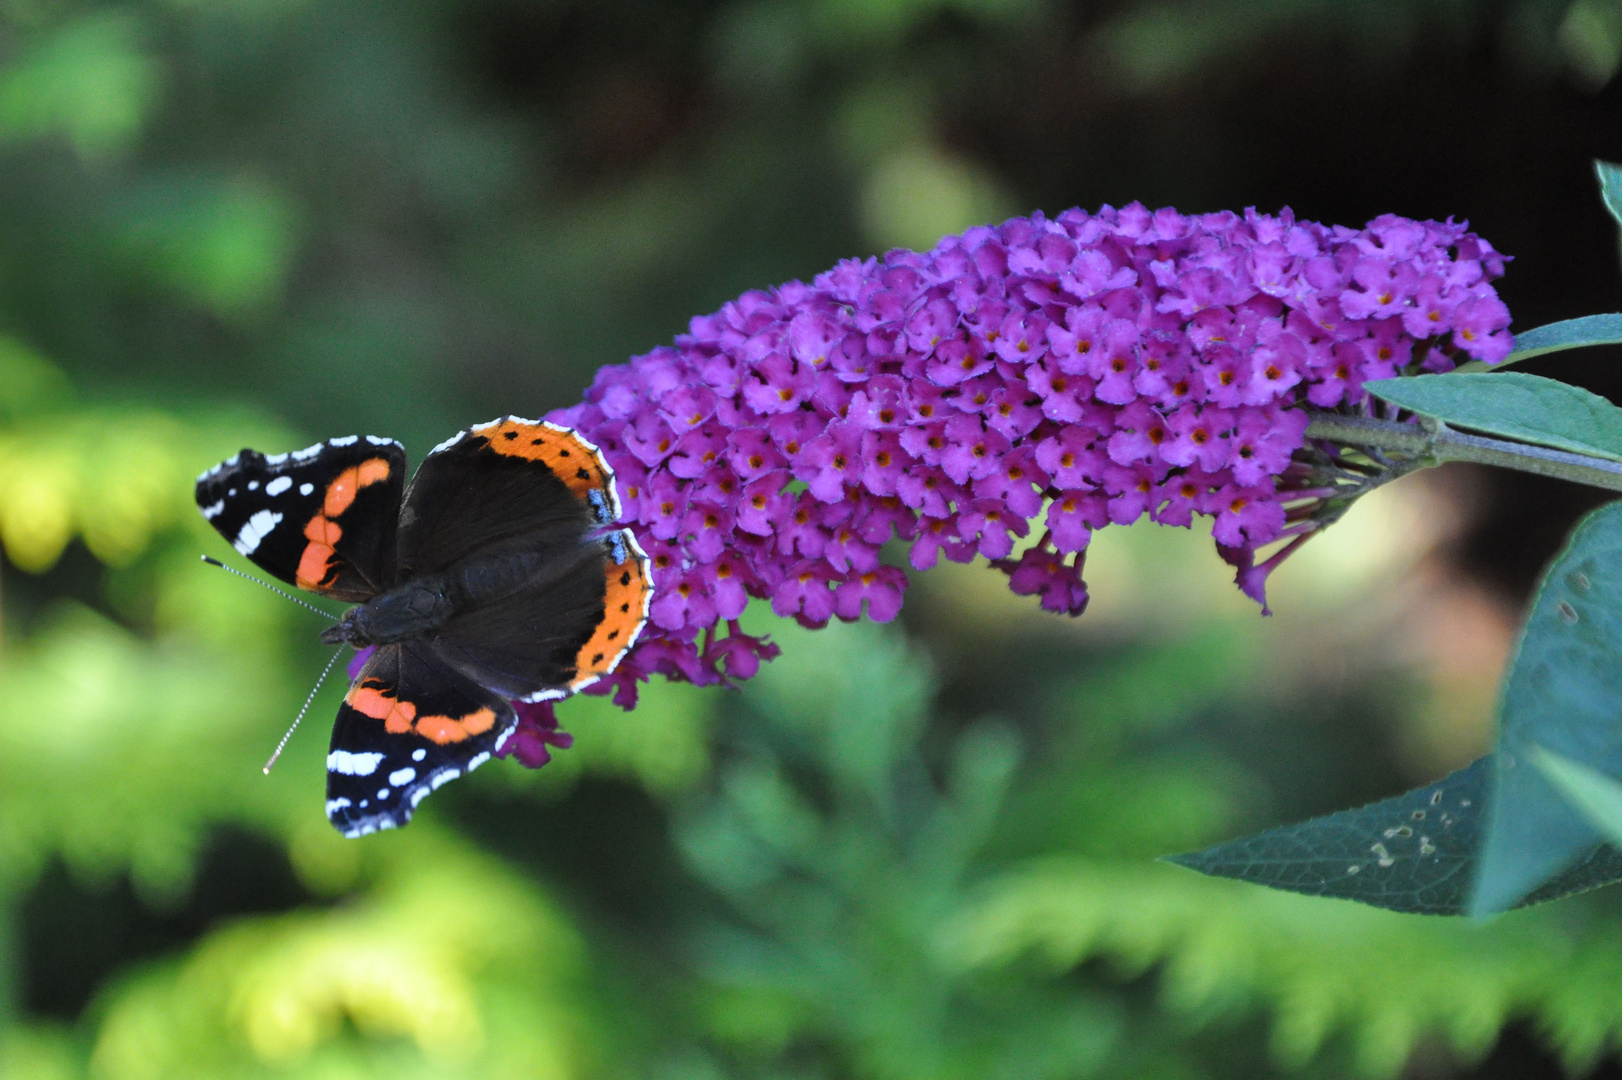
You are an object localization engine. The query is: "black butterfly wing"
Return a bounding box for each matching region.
[431,529,652,702]
[396,416,651,700]
[396,416,618,579]
[326,642,517,837]
[196,436,407,601]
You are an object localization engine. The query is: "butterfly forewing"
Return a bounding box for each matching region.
[195,437,406,601]
[326,642,517,837]
[397,417,614,579]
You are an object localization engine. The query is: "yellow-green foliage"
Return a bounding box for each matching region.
[90,831,597,1080]
[0,605,302,899]
[950,859,1622,1077]
[0,336,290,574]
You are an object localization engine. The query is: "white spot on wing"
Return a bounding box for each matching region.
[330,435,359,446]
[233,510,282,555]
[265,476,293,496]
[265,451,289,465]
[410,787,430,807]
[467,752,491,772]
[412,748,426,762]
[201,499,224,519]
[430,767,461,789]
[388,766,416,786]
[376,787,391,800]
[299,483,314,496]
[327,749,385,775]
[247,480,260,491]
[292,442,323,461]
[366,435,396,446]
[326,797,352,814]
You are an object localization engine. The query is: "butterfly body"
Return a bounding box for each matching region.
[196,418,652,837]
[319,542,599,648]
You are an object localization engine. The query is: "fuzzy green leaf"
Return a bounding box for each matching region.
[1167,756,1622,914]
[1365,372,1622,463]
[1473,500,1622,913]
[1488,313,1622,368]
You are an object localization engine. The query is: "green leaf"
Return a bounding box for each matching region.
[1167,756,1622,914]
[1364,371,1622,463]
[1473,500,1622,913]
[1597,159,1622,229]
[1529,745,1622,849]
[1482,313,1622,369]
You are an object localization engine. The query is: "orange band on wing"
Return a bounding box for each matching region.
[348,683,417,735]
[296,459,389,591]
[296,543,336,590]
[346,682,497,745]
[475,419,612,504]
[569,533,651,690]
[305,516,341,545]
[296,515,344,590]
[323,456,393,517]
[415,708,497,744]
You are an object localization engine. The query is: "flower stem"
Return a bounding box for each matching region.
[1304,412,1622,493]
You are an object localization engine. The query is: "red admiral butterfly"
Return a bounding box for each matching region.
[195,417,652,837]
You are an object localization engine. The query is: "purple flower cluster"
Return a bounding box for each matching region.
[527,203,1509,718]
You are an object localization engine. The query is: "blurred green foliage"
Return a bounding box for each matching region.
[3,0,1622,1077]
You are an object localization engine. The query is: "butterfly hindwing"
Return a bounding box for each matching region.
[196,437,407,601]
[396,417,619,578]
[326,642,517,837]
[576,529,653,689]
[428,528,651,701]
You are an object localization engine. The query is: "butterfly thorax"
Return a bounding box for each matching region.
[319,543,598,648]
[321,579,454,647]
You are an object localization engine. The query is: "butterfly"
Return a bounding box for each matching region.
[195,417,651,837]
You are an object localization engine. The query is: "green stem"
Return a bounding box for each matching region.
[1305,413,1622,494]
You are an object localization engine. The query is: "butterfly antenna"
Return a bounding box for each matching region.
[264,646,346,774]
[200,554,337,620]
